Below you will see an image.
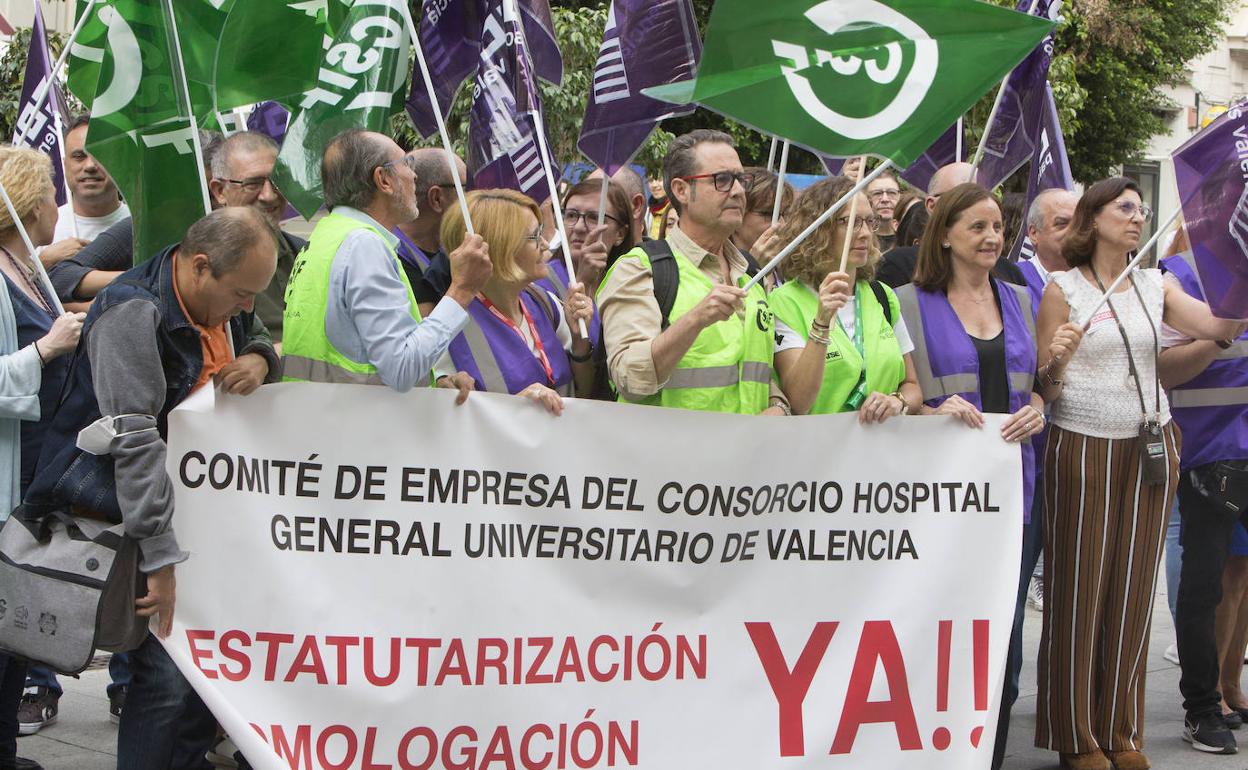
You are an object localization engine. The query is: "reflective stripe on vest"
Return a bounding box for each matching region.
[598,242,774,414]
[449,292,575,397]
[281,212,426,385]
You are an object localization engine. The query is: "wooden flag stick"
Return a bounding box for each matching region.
[837,156,867,272]
[771,141,790,226]
[746,160,893,291]
[399,2,476,235]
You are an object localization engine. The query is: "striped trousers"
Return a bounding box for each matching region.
[1034,422,1181,753]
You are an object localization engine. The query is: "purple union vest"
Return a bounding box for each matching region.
[1162,252,1248,470]
[895,279,1038,520]
[448,290,574,397]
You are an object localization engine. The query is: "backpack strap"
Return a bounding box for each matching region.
[522,285,559,327]
[640,240,679,331]
[869,280,894,326]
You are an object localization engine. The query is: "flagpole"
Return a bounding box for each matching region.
[28,0,98,121]
[837,155,867,272]
[596,173,610,227]
[766,137,779,173]
[162,0,211,216]
[771,141,790,226]
[746,160,894,291]
[399,1,476,235]
[503,0,587,339]
[1077,206,1182,328]
[955,116,964,161]
[0,179,65,315]
[968,0,1042,182]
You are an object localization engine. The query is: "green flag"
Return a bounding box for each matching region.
[645,0,1054,166]
[213,1,339,112]
[83,0,209,263]
[271,0,412,218]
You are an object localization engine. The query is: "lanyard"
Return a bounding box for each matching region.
[835,282,868,410]
[480,294,555,385]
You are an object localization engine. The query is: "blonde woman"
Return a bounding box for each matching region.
[771,175,921,418]
[437,190,595,414]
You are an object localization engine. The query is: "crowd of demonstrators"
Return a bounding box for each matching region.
[3,113,1248,770]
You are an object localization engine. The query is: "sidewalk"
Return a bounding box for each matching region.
[15,584,1243,769]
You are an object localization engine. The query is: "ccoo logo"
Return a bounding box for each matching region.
[771,0,937,140]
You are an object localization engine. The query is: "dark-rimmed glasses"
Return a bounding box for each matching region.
[677,170,755,193]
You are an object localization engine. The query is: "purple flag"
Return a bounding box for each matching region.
[467,0,555,203]
[818,155,844,176]
[406,0,562,139]
[1008,84,1073,262]
[975,0,1062,190]
[1174,100,1248,319]
[13,1,68,206]
[576,0,701,176]
[246,101,290,146]
[899,120,963,193]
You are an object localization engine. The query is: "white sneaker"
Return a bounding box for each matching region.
[1026,576,1044,611]
[1165,642,1181,665]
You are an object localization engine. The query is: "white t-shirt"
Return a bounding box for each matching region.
[53,201,130,243]
[774,294,915,355]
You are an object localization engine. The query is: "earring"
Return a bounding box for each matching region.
[942,242,950,248]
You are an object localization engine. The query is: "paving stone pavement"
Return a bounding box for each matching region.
[13,584,1248,769]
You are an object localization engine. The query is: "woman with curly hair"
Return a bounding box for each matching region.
[770,175,921,418]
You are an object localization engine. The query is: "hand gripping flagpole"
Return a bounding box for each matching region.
[0,179,65,315]
[504,0,588,339]
[771,140,790,225]
[746,160,894,291]
[1076,205,1183,328]
[399,1,475,235]
[968,0,1042,182]
[28,0,99,121]
[837,155,868,273]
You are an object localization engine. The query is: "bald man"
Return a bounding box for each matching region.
[876,162,1026,288]
[589,166,649,245]
[393,148,469,314]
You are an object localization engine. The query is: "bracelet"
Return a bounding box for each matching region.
[811,318,831,332]
[889,390,909,414]
[1217,338,1234,350]
[768,398,792,416]
[567,345,593,363]
[33,342,45,366]
[808,326,832,345]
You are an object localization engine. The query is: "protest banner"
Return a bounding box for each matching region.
[164,384,1023,770]
[13,0,70,208]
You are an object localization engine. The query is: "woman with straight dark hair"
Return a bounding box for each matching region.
[1034,177,1247,770]
[895,182,1047,770]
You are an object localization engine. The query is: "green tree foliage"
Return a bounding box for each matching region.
[0,25,76,140]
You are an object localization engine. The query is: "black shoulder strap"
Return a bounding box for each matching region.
[640,240,679,330]
[869,280,893,326]
[739,248,762,278]
[522,285,559,327]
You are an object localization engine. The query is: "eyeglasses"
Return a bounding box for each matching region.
[524,228,550,249]
[218,176,275,195]
[1112,200,1153,222]
[835,214,882,233]
[677,170,755,193]
[381,155,419,175]
[868,188,900,200]
[564,209,624,228]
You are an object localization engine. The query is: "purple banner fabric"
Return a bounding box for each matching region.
[975,0,1061,190]
[899,120,963,193]
[13,1,68,206]
[1008,84,1073,262]
[819,155,844,176]
[576,0,701,176]
[406,0,562,140]
[467,0,554,203]
[1174,101,1248,319]
[246,101,290,146]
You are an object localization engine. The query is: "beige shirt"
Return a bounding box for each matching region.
[597,224,785,406]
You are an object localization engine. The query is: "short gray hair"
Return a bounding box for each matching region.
[211,131,279,179]
[663,129,734,215]
[1026,188,1066,231]
[321,129,393,211]
[181,206,279,277]
[612,165,646,202]
[407,147,460,198]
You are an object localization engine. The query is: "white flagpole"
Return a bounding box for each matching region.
[0,179,65,314]
[1077,206,1183,327]
[955,116,964,161]
[766,137,779,172]
[746,160,894,291]
[968,0,1042,182]
[28,0,99,120]
[162,0,211,216]
[596,173,609,227]
[504,0,588,339]
[771,140,790,225]
[399,1,476,235]
[837,155,867,272]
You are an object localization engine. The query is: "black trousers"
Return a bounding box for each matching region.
[0,655,25,766]
[1176,469,1247,717]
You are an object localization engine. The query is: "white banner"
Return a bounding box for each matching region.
[163,383,1022,770]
